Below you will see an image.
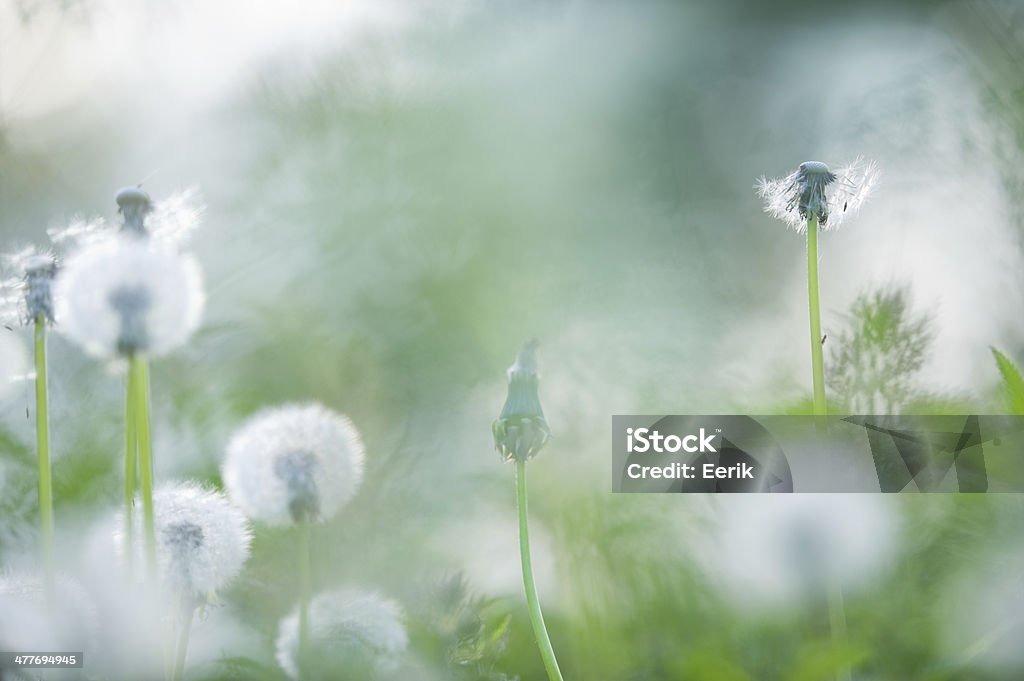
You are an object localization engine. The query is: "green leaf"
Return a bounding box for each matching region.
[991,347,1024,414]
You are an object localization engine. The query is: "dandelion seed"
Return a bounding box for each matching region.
[274,588,409,680]
[223,403,365,526]
[113,481,252,600]
[53,236,205,359]
[149,186,205,246]
[756,157,879,233]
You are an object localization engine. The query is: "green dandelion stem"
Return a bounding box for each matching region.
[298,518,313,680]
[34,315,55,603]
[131,354,158,579]
[124,363,138,576]
[516,459,564,681]
[806,214,827,415]
[171,595,194,681]
[827,575,851,681]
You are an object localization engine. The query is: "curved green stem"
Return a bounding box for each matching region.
[516,460,564,681]
[131,354,157,579]
[34,317,55,604]
[298,519,313,680]
[806,215,827,415]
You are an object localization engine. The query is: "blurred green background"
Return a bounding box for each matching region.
[3,0,1024,679]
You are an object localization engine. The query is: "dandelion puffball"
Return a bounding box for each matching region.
[223,403,365,526]
[0,573,97,652]
[756,158,879,232]
[275,588,408,679]
[114,482,252,599]
[54,235,204,358]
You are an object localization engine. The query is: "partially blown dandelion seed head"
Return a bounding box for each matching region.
[493,339,550,462]
[113,482,252,600]
[53,235,205,358]
[223,403,365,526]
[275,588,409,679]
[756,157,879,232]
[0,247,58,326]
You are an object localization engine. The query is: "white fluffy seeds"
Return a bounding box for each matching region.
[54,235,204,358]
[756,158,879,233]
[114,482,252,599]
[275,588,408,679]
[223,403,365,526]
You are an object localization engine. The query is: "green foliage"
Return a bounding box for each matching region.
[990,347,1024,414]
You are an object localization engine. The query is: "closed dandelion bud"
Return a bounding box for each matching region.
[756,157,879,232]
[114,482,252,601]
[492,340,550,462]
[53,236,204,358]
[116,186,153,235]
[275,588,409,679]
[223,403,365,526]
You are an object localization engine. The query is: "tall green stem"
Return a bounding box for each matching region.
[827,576,851,681]
[131,354,157,579]
[34,316,55,603]
[516,460,564,681]
[171,594,194,681]
[806,215,827,415]
[298,519,313,680]
[124,363,138,577]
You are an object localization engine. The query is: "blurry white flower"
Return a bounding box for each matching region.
[223,403,365,526]
[756,158,879,232]
[0,332,28,400]
[710,495,899,609]
[0,572,97,653]
[941,547,1024,671]
[275,588,408,679]
[114,481,252,600]
[54,235,204,358]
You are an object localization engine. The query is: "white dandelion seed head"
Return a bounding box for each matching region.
[275,588,409,680]
[756,157,879,233]
[53,235,205,358]
[0,572,97,652]
[223,403,365,526]
[113,481,252,599]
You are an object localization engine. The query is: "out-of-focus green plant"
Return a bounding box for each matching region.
[991,347,1024,414]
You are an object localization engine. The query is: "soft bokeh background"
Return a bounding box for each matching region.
[3,0,1024,679]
